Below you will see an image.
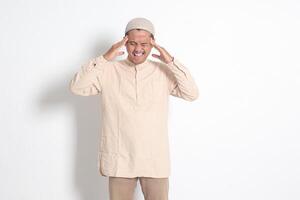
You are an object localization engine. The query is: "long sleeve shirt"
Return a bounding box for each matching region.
[69,54,199,178]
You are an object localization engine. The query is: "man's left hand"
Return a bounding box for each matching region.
[150,38,174,64]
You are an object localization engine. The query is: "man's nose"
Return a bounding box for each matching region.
[134,45,143,51]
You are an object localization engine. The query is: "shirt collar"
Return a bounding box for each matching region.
[123,57,149,71]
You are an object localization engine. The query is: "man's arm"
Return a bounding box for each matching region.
[166,58,199,101]
[150,38,199,101]
[69,55,108,96]
[69,36,128,96]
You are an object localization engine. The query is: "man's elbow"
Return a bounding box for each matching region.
[70,86,92,96]
[70,84,81,96]
[69,82,100,96]
[69,81,85,96]
[184,88,199,102]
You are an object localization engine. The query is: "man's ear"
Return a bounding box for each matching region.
[150,37,155,46]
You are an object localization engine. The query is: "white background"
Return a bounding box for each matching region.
[1,0,300,199]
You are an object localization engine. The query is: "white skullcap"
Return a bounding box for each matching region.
[125,17,155,36]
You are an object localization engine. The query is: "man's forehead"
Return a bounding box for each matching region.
[128,37,150,43]
[127,35,151,43]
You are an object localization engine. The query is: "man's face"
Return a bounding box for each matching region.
[125,29,153,64]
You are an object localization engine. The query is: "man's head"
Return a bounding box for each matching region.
[124,18,155,64]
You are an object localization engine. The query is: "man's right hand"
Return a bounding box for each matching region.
[103,36,128,61]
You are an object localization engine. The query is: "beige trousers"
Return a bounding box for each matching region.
[108,176,169,200]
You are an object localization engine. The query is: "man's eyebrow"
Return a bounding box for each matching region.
[128,41,149,45]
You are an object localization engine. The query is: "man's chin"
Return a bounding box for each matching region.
[130,56,147,64]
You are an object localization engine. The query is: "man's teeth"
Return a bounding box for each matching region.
[133,52,144,57]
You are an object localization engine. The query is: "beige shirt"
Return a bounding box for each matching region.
[69,54,199,178]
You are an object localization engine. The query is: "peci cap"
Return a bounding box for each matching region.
[125,17,155,37]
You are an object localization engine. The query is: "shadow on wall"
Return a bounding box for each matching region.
[39,39,111,200]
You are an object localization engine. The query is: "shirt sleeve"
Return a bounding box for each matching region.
[165,57,199,101]
[69,55,109,96]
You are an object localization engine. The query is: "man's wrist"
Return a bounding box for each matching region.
[95,54,109,64]
[166,56,174,64]
[103,54,110,61]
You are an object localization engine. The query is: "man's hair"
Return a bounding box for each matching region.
[125,28,154,39]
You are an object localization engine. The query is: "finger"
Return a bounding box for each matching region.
[151,41,164,53]
[114,36,128,48]
[151,54,160,59]
[116,51,125,56]
[151,38,160,49]
[122,36,128,45]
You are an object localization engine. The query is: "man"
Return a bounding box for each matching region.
[69,17,199,200]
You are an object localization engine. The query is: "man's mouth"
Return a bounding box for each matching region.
[133,51,145,57]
